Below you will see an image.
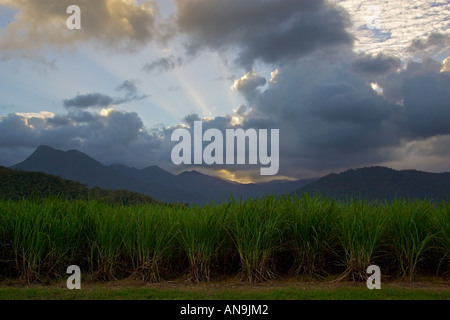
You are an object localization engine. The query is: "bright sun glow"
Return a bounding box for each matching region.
[270,69,279,83]
[216,169,253,184]
[100,108,114,117]
[15,111,55,119]
[371,82,384,95]
[230,116,242,126]
[441,57,450,72]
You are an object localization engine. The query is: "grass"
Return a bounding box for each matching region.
[119,205,178,282]
[0,279,448,300]
[387,200,435,280]
[286,195,336,277]
[227,197,285,282]
[433,202,450,276]
[0,195,448,283]
[177,205,226,282]
[337,200,387,281]
[0,200,91,282]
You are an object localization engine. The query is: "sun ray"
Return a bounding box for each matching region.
[171,68,212,117]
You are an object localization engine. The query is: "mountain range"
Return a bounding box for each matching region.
[297,166,450,201]
[11,145,315,204]
[10,146,450,204]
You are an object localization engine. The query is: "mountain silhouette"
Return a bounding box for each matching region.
[296,166,450,201]
[13,145,137,190]
[12,145,314,204]
[0,166,158,205]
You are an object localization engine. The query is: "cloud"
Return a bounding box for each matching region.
[382,135,450,174]
[173,0,353,68]
[63,93,115,109]
[390,62,450,139]
[1,53,450,179]
[442,57,450,72]
[0,113,40,148]
[223,54,450,178]
[0,0,160,55]
[143,55,183,73]
[115,79,148,102]
[408,33,450,56]
[63,80,147,109]
[116,80,139,95]
[0,109,172,167]
[351,53,402,76]
[231,72,267,101]
[338,0,450,59]
[182,114,201,127]
[1,0,449,180]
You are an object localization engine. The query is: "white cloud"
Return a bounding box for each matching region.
[337,0,450,59]
[442,57,450,72]
[14,111,55,120]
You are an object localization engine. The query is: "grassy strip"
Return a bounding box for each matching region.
[0,283,448,300]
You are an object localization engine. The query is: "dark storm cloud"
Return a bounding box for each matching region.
[386,63,450,139]
[351,54,402,76]
[173,0,353,69]
[408,33,450,55]
[235,58,400,175]
[182,113,201,127]
[143,56,183,73]
[216,55,450,178]
[0,109,172,168]
[0,114,38,148]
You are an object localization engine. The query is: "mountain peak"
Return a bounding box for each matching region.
[34,145,57,153]
[12,146,114,188]
[32,145,85,158]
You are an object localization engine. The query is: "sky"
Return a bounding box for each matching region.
[0,0,449,183]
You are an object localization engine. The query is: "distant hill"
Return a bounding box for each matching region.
[12,146,315,204]
[0,166,158,205]
[13,145,143,191]
[296,166,450,201]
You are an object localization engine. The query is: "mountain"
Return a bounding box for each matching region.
[0,166,158,205]
[13,145,134,190]
[296,166,450,201]
[109,164,179,187]
[12,146,189,203]
[259,178,317,194]
[112,166,315,203]
[109,163,202,203]
[12,146,314,204]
